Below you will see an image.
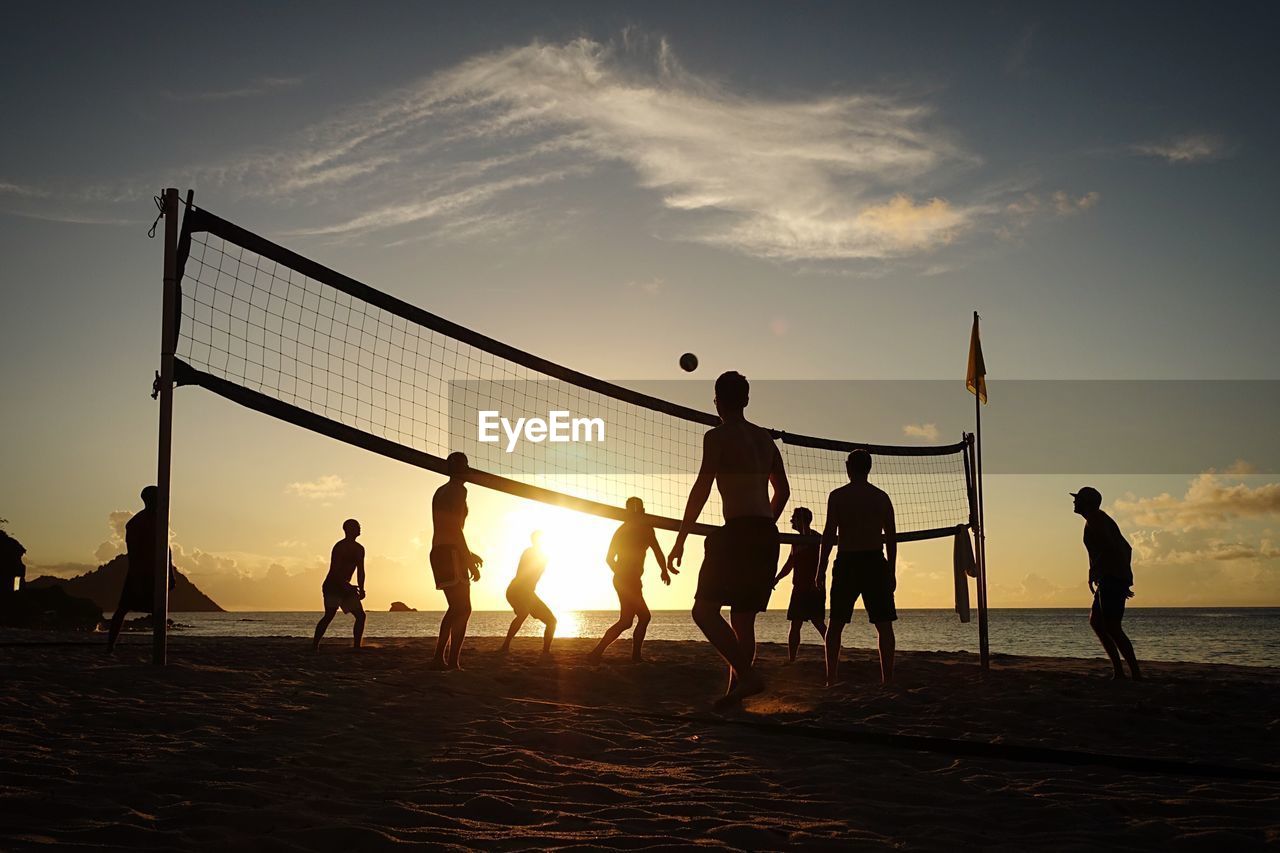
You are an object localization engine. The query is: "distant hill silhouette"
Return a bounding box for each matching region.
[29,555,223,612]
[389,601,417,612]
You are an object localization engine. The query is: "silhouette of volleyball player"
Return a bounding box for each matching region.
[106,486,174,653]
[312,519,367,651]
[498,531,557,656]
[1072,487,1142,680]
[773,506,827,662]
[430,452,482,670]
[0,528,26,594]
[670,371,789,708]
[820,450,898,686]
[588,497,674,663]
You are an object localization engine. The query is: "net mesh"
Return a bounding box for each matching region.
[174,207,972,541]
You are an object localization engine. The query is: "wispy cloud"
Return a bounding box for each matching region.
[3,34,1092,255]
[0,209,138,226]
[218,33,977,260]
[1132,133,1229,165]
[902,423,940,441]
[0,181,50,198]
[1050,190,1100,214]
[284,474,346,501]
[1003,22,1040,76]
[997,189,1100,239]
[1005,189,1099,219]
[624,276,665,295]
[282,168,585,237]
[164,75,305,102]
[0,181,146,226]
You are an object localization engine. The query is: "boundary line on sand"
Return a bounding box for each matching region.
[502,695,1280,783]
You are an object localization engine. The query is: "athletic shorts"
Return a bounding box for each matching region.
[830,550,896,624]
[322,583,364,616]
[613,572,643,599]
[116,561,175,613]
[430,545,469,590]
[118,567,157,613]
[694,517,780,614]
[786,586,826,622]
[1092,584,1129,621]
[506,585,554,624]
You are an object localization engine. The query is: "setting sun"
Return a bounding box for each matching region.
[489,503,618,613]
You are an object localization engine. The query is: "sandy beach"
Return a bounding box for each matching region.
[2,635,1277,851]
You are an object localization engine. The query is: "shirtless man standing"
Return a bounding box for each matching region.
[313,518,367,651]
[670,371,790,708]
[820,449,898,686]
[430,452,483,670]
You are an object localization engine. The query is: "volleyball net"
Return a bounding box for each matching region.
[171,204,975,543]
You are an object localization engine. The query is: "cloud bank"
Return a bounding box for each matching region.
[1113,470,1280,532]
[1112,467,1280,603]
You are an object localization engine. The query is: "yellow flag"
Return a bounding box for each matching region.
[966,312,987,404]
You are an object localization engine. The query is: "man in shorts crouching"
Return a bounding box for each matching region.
[313,518,367,651]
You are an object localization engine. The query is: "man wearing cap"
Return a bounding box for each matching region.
[1072,487,1142,680]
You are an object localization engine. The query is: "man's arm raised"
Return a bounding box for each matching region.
[669,430,719,569]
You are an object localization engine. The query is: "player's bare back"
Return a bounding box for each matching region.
[707,421,778,520]
[828,482,893,549]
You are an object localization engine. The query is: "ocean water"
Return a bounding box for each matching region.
[166,608,1280,668]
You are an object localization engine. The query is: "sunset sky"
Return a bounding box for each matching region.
[2,2,1278,612]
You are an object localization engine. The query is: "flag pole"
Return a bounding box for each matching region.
[975,371,989,669]
[973,311,990,671]
[153,188,179,666]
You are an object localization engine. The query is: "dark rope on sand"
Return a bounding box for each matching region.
[502,695,1280,783]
